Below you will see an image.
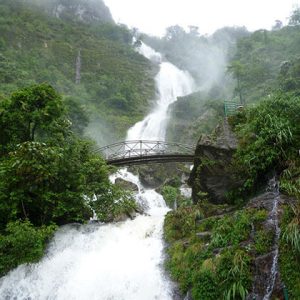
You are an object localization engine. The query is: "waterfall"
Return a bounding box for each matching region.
[0,43,194,300]
[127,43,194,141]
[263,178,281,300]
[75,49,81,84]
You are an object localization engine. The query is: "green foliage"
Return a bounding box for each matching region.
[227,61,246,105]
[232,92,300,191]
[0,84,135,275]
[0,220,56,276]
[164,205,203,242]
[0,0,155,140]
[225,281,248,300]
[1,83,67,148]
[192,270,220,300]
[280,157,300,202]
[143,25,248,85]
[289,8,300,25]
[279,58,300,93]
[64,96,89,136]
[161,184,192,209]
[90,185,137,222]
[254,229,274,255]
[279,205,300,299]
[164,204,266,298]
[161,185,179,208]
[210,209,267,248]
[0,84,116,227]
[281,202,300,253]
[229,23,300,104]
[167,90,226,144]
[219,249,251,300]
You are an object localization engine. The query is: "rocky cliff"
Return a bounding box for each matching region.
[29,0,114,23]
[188,119,240,204]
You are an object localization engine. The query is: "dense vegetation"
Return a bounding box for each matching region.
[164,204,268,299]
[147,10,300,145]
[1,1,300,297]
[142,25,249,85]
[165,81,300,299]
[142,25,248,144]
[166,92,224,144]
[0,84,135,276]
[164,9,300,299]
[0,0,156,143]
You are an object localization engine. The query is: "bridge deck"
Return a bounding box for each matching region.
[95,140,195,166]
[107,154,195,166]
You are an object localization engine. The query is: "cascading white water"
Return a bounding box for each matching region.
[263,178,281,300]
[0,43,194,300]
[127,43,194,141]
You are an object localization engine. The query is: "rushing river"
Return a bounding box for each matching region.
[0,43,194,300]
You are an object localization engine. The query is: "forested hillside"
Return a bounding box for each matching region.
[0,0,155,277]
[1,1,300,297]
[163,9,300,299]
[146,14,300,144]
[0,83,137,276]
[229,25,300,105]
[0,0,156,143]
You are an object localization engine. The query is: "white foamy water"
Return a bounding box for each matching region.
[263,178,281,300]
[127,43,194,141]
[0,172,173,300]
[0,215,172,300]
[180,185,192,199]
[0,43,194,300]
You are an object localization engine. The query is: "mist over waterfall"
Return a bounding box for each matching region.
[0,43,194,300]
[127,43,194,141]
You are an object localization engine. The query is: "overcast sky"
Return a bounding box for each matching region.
[104,0,299,36]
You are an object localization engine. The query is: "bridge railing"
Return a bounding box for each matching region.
[224,100,243,117]
[94,140,195,161]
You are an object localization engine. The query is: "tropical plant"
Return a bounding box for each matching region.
[282,201,300,253]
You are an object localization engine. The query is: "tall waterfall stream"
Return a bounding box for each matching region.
[0,44,194,299]
[263,178,281,300]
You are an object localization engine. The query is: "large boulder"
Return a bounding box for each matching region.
[131,163,189,189]
[188,120,240,204]
[115,178,139,192]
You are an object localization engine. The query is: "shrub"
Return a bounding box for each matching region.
[232,92,300,192]
[0,220,56,276]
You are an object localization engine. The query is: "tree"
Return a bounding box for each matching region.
[279,58,300,93]
[165,25,186,41]
[289,8,300,25]
[272,20,283,30]
[64,97,89,136]
[0,83,67,154]
[0,84,129,228]
[227,61,246,105]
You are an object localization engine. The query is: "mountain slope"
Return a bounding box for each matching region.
[0,0,156,143]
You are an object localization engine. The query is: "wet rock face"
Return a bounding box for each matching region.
[246,190,290,300]
[41,0,114,24]
[115,178,139,192]
[247,253,284,300]
[248,252,277,300]
[132,163,189,189]
[139,171,163,189]
[188,120,241,204]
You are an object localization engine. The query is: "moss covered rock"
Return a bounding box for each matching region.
[188,120,241,204]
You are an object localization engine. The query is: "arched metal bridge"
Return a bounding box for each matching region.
[94,140,195,166]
